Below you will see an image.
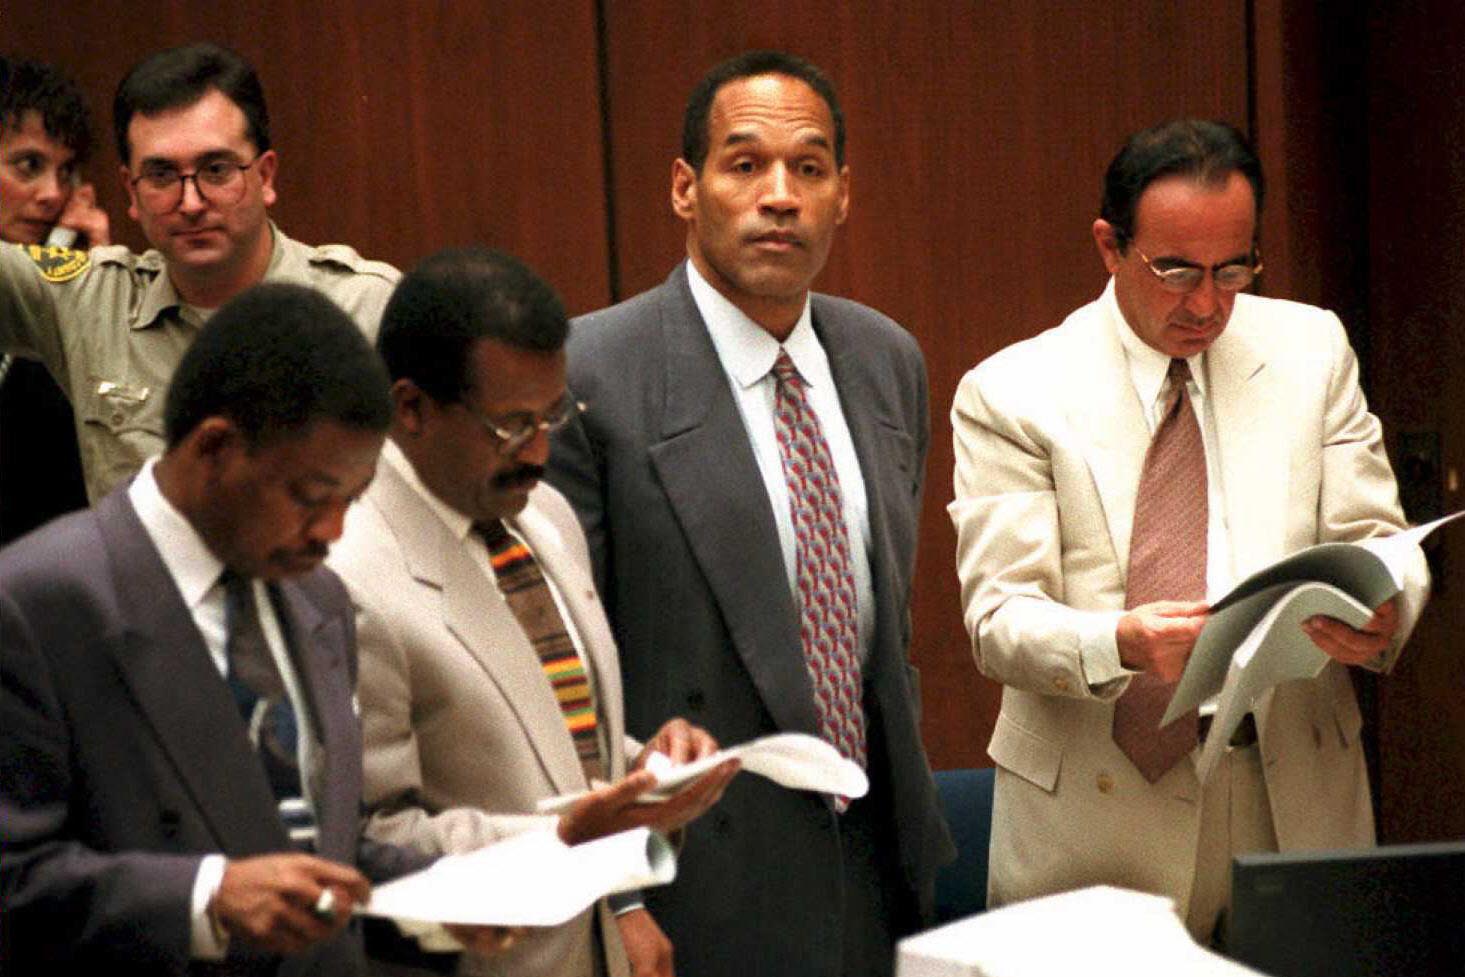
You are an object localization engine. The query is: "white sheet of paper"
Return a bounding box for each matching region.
[361,826,675,928]
[1192,583,1370,782]
[535,732,868,814]
[1164,510,1463,727]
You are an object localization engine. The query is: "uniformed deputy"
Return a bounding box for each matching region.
[0,43,397,502]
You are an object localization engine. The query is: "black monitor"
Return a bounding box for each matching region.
[1227,840,1465,977]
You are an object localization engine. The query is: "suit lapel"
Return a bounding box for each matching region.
[1066,291,1151,579]
[647,265,819,737]
[1207,302,1288,577]
[374,461,589,792]
[96,491,287,854]
[269,579,358,862]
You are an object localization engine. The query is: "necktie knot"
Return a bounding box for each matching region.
[772,349,804,389]
[475,519,512,552]
[1168,357,1193,383]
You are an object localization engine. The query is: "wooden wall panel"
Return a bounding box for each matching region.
[602,0,1250,768]
[1364,2,1465,844]
[5,1,612,313]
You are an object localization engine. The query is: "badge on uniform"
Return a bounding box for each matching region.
[23,243,89,283]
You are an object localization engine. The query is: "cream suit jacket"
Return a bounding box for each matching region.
[949,279,1430,916]
[330,454,637,977]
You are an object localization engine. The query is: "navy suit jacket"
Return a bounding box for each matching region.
[548,264,954,977]
[0,487,427,976]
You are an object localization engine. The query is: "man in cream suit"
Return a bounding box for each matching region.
[329,248,735,977]
[950,120,1430,942]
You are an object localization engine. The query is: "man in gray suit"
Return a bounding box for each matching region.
[547,51,953,977]
[0,284,511,975]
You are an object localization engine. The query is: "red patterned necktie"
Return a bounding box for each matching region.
[478,520,604,783]
[1112,358,1207,783]
[771,349,866,805]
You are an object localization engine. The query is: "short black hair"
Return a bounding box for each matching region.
[113,43,269,164]
[681,50,845,171]
[376,247,568,405]
[164,283,391,448]
[0,56,93,163]
[1100,119,1264,251]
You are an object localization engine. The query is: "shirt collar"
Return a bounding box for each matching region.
[127,456,226,610]
[685,259,825,389]
[133,222,283,331]
[1108,277,1209,409]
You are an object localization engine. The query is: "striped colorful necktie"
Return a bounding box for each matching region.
[478,519,604,782]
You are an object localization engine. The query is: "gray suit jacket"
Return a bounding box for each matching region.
[0,488,427,977]
[547,264,954,977]
[330,453,637,977]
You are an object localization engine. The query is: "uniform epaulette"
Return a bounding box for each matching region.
[307,243,401,283]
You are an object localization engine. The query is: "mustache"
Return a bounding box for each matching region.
[492,463,545,490]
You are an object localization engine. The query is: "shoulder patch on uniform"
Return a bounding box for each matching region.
[23,244,89,283]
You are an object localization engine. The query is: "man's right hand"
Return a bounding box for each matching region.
[557,760,739,846]
[210,853,371,955]
[1116,600,1209,683]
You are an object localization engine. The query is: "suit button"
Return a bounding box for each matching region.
[1096,773,1115,794]
[685,689,705,711]
[1053,676,1071,693]
[584,589,596,602]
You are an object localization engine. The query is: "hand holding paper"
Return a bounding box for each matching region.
[537,732,870,815]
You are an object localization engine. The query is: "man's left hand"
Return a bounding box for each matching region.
[1303,596,1400,666]
[615,907,674,977]
[634,717,719,767]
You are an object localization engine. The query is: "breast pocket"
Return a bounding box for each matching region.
[76,378,165,495]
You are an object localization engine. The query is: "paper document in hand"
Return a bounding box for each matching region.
[362,826,675,927]
[1161,511,1460,771]
[535,732,868,814]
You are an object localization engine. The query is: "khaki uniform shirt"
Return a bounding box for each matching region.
[0,224,398,501]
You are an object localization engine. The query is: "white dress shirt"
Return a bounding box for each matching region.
[685,260,876,664]
[128,458,319,960]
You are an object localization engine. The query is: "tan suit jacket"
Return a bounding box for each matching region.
[949,280,1430,916]
[330,449,636,977]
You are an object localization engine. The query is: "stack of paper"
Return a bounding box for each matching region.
[895,886,1263,977]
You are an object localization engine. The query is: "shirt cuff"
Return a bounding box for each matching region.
[1079,610,1133,692]
[606,890,645,916]
[190,854,229,960]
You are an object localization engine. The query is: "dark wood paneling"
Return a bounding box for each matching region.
[1365,1,1465,844]
[6,1,611,313]
[603,1,1250,768]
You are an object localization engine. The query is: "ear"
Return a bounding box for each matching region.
[254,149,279,208]
[671,158,697,221]
[1093,219,1124,275]
[120,163,141,223]
[835,164,850,226]
[391,378,430,437]
[185,416,246,475]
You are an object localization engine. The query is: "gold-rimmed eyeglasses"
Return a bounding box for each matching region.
[1133,244,1263,294]
[461,394,585,454]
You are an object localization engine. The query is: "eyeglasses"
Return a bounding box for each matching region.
[130,154,263,213]
[462,394,585,454]
[1133,244,1263,294]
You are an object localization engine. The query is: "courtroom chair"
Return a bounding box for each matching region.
[931,766,996,923]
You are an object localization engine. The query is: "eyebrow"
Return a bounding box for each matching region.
[137,148,244,169]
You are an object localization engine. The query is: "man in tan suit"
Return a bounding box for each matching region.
[330,249,736,977]
[950,120,1430,943]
